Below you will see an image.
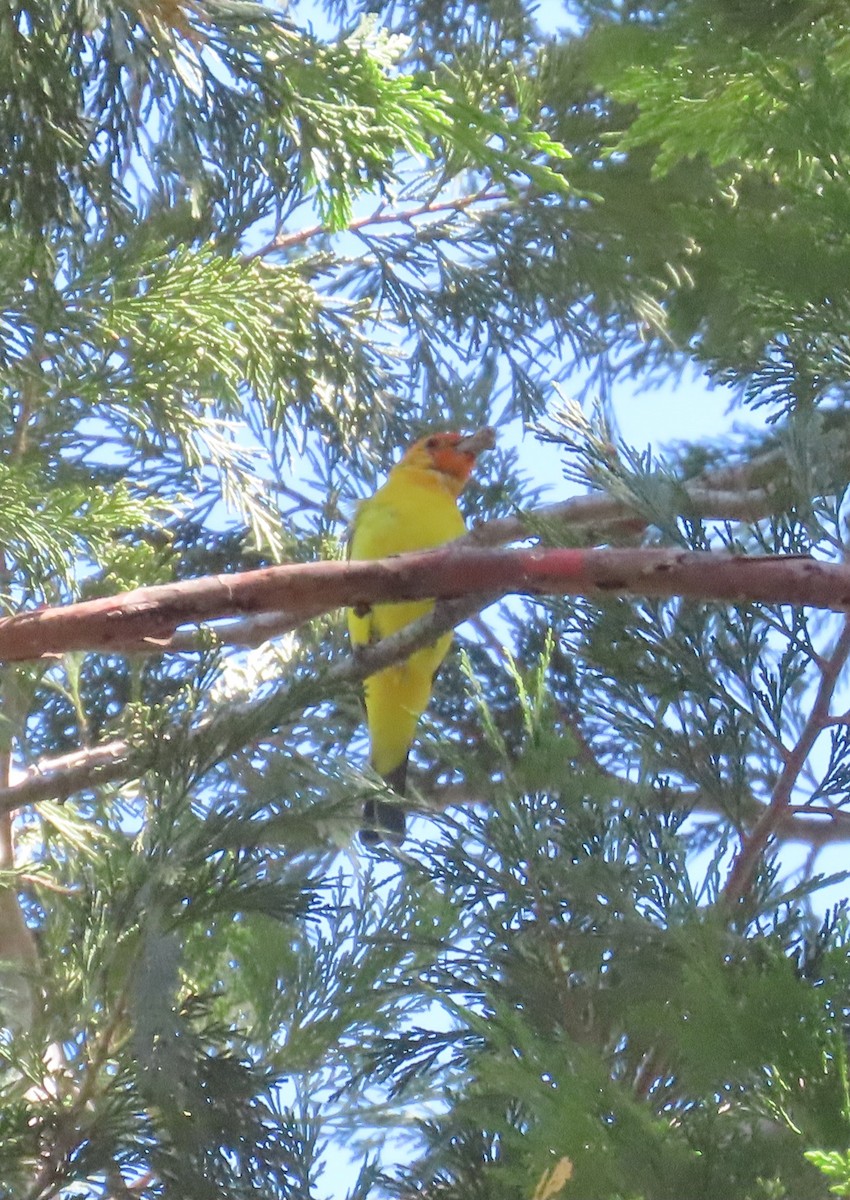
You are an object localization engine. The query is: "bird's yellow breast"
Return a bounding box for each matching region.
[349,465,467,563]
[348,464,466,642]
[347,462,467,778]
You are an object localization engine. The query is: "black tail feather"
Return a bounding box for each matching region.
[360,757,407,846]
[382,759,408,795]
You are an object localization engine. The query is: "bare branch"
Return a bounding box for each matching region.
[4,740,134,811]
[0,594,495,815]
[723,614,850,905]
[253,190,507,257]
[4,546,850,664]
[464,487,775,548]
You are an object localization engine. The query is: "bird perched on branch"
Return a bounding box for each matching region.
[348,426,496,844]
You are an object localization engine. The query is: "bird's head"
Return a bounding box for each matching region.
[399,427,496,490]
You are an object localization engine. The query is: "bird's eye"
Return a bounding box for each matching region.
[425,436,440,449]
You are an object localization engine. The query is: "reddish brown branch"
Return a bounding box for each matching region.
[2,546,850,664]
[0,593,494,816]
[7,567,850,857]
[722,615,850,906]
[253,190,506,257]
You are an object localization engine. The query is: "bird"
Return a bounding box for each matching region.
[347,426,496,844]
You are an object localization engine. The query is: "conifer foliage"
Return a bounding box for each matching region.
[3,0,850,1196]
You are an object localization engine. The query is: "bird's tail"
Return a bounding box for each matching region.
[360,757,407,845]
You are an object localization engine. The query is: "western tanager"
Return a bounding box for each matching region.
[348,426,496,843]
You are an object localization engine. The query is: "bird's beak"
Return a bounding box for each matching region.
[457,427,497,456]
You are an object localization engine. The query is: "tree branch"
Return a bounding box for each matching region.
[0,594,496,816]
[11,581,850,859]
[3,545,850,663]
[722,614,850,906]
[463,487,774,548]
[253,190,507,257]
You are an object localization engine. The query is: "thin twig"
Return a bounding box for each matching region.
[427,772,850,846]
[722,615,850,906]
[253,190,506,257]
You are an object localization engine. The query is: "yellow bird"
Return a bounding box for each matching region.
[348,426,496,843]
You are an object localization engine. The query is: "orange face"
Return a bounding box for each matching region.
[402,427,496,485]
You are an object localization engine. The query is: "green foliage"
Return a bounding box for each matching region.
[4,0,850,1196]
[806,1149,850,1197]
[0,462,154,599]
[369,780,847,1200]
